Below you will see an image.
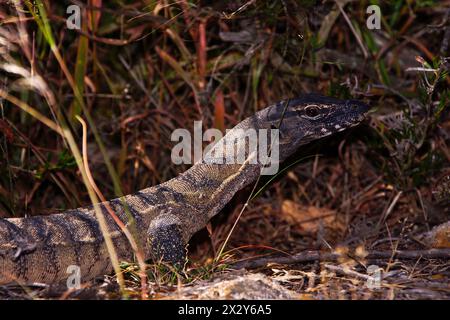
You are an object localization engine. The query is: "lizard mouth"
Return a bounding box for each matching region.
[347,100,371,125]
[330,101,370,132]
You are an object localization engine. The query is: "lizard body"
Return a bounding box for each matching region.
[0,94,369,285]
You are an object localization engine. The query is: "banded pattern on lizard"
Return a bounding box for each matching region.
[0,94,369,285]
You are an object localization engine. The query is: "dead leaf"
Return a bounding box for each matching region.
[423,221,450,249]
[281,200,340,233]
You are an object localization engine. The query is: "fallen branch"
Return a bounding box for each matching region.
[323,264,374,281]
[230,249,450,270]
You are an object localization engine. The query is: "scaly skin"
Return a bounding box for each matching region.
[0,94,369,285]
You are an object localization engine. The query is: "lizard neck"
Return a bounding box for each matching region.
[152,108,278,240]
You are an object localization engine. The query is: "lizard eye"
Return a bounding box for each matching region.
[301,105,322,119]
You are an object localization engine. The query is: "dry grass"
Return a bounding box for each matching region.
[0,0,449,299]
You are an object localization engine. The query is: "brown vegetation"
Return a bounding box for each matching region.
[0,0,449,299]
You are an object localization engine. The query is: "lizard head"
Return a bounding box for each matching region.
[264,94,370,154]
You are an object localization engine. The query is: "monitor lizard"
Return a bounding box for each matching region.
[0,94,369,285]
